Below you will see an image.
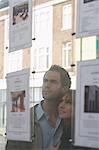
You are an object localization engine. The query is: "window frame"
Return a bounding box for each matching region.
[62,41,72,68]
[62,3,72,30]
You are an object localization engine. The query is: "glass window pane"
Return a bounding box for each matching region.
[62,4,72,29]
[33,47,50,71]
[33,87,42,103]
[62,42,72,68]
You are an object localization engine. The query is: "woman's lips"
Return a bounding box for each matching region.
[59,109,67,114]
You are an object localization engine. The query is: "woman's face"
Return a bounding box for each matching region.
[58,99,72,119]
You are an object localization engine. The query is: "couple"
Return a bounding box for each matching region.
[6,65,89,150]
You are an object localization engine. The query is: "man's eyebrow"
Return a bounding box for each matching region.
[50,79,57,82]
[43,78,58,82]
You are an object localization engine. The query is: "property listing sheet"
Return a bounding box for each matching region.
[75,59,99,149]
[76,0,99,37]
[9,0,32,52]
[6,69,31,141]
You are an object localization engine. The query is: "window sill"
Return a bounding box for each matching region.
[61,27,72,31]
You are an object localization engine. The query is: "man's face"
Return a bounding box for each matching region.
[42,71,65,103]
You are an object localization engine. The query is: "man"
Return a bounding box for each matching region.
[6,65,71,150]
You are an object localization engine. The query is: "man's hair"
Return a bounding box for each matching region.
[45,65,71,88]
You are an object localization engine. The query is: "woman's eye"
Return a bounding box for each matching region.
[65,102,71,105]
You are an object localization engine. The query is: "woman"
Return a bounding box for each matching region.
[58,91,91,150]
[58,91,73,150]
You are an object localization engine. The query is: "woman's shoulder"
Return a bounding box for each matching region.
[60,120,91,150]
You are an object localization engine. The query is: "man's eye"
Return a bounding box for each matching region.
[51,80,58,84]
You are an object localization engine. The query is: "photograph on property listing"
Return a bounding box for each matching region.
[11,90,25,112]
[84,85,99,113]
[13,2,28,25]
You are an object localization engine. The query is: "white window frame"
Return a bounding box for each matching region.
[62,4,72,30]
[4,17,23,75]
[32,47,50,71]
[6,50,23,73]
[31,6,52,72]
[62,42,72,68]
[33,87,42,103]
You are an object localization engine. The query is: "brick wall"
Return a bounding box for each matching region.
[53,1,72,65]
[0,21,4,78]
